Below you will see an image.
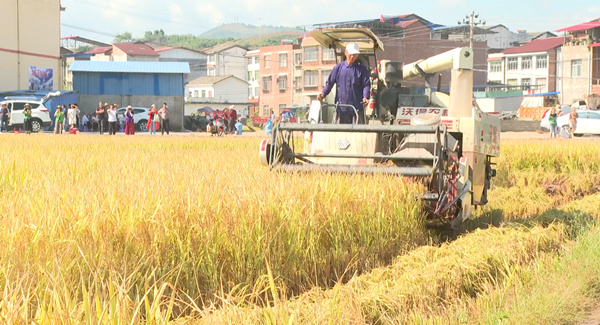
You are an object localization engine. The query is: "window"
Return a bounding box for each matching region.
[248,71,253,81]
[263,76,272,91]
[295,76,302,90]
[521,56,532,70]
[253,87,259,97]
[506,79,518,85]
[278,75,287,91]
[322,48,335,61]
[304,47,318,62]
[295,53,302,66]
[201,90,206,98]
[507,58,518,70]
[208,54,215,63]
[193,90,198,97]
[321,70,331,86]
[489,61,502,73]
[208,68,215,76]
[264,55,270,68]
[521,78,531,86]
[279,53,288,68]
[279,104,286,109]
[263,105,269,117]
[535,78,547,91]
[571,59,582,77]
[536,55,548,69]
[304,70,318,87]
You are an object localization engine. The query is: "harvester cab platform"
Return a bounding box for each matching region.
[259,28,500,228]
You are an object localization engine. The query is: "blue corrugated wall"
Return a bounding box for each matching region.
[73,72,185,96]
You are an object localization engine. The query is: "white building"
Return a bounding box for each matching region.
[246,50,260,100]
[1,0,62,91]
[185,75,248,103]
[155,46,207,81]
[487,37,564,94]
[203,42,248,81]
[475,25,532,50]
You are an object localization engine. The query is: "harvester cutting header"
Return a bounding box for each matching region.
[259,28,500,228]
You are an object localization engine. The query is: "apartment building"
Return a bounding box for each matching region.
[203,42,248,81]
[258,43,301,117]
[487,37,564,93]
[555,19,600,105]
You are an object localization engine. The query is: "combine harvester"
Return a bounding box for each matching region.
[259,28,500,228]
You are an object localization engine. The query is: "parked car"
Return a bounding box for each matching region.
[540,105,571,131]
[0,98,52,132]
[557,109,600,136]
[117,107,154,131]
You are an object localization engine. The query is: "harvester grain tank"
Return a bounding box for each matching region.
[259,28,500,228]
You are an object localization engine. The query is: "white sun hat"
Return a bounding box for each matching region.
[346,43,360,55]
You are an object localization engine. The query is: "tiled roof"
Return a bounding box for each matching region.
[187,75,236,86]
[202,42,248,54]
[396,19,420,28]
[86,46,113,54]
[68,61,190,74]
[556,19,600,32]
[113,43,159,56]
[502,37,565,55]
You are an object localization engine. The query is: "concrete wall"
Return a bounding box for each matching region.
[561,45,591,105]
[0,0,61,91]
[500,119,541,132]
[76,95,185,131]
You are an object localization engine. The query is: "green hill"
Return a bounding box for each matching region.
[199,23,304,39]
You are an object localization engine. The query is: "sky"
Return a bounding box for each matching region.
[60,0,600,44]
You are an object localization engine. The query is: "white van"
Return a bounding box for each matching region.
[0,97,52,132]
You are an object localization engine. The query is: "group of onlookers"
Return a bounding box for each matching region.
[547,104,579,138]
[53,101,171,136]
[208,105,243,135]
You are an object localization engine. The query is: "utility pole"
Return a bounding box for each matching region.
[458,11,485,49]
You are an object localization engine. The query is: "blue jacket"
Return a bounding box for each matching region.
[321,60,370,115]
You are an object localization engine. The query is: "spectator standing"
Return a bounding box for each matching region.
[81,113,90,131]
[223,108,230,133]
[0,103,9,132]
[73,104,80,129]
[148,104,158,135]
[67,104,77,130]
[96,103,106,134]
[569,110,579,138]
[158,103,171,135]
[124,106,135,135]
[107,104,118,135]
[54,105,64,134]
[228,105,237,135]
[270,110,276,124]
[23,104,32,134]
[548,106,558,138]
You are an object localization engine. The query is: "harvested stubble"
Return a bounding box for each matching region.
[0,135,426,323]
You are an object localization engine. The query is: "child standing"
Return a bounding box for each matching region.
[23,104,32,134]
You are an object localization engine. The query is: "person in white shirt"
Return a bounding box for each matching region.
[107,104,118,135]
[81,114,90,131]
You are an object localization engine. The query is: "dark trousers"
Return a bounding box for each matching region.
[99,120,105,134]
[1,118,8,132]
[161,118,170,135]
[24,119,32,132]
[108,121,117,135]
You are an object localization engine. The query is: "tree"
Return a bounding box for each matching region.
[114,32,133,43]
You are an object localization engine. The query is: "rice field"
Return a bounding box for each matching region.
[0,134,599,323]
